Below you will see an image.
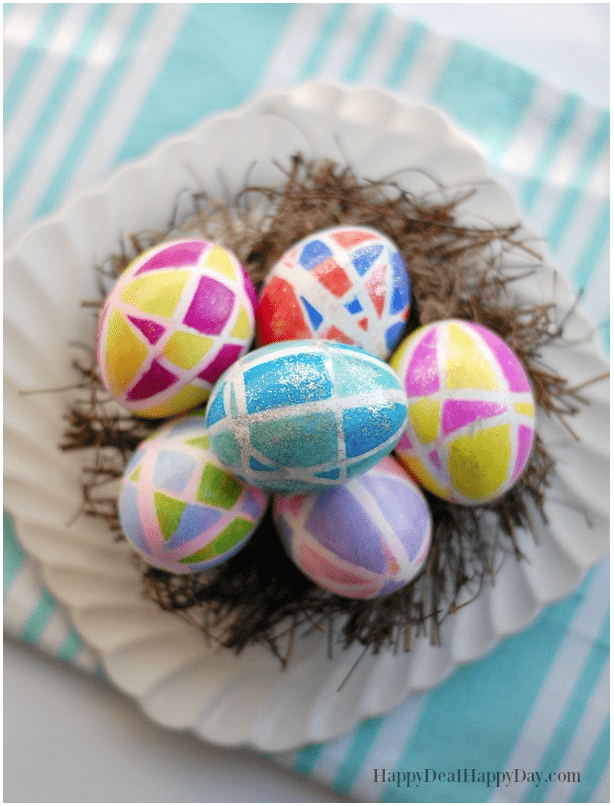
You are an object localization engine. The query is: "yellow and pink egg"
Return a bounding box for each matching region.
[96,238,257,417]
[389,319,536,505]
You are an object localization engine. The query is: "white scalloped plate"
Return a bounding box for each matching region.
[4,81,609,751]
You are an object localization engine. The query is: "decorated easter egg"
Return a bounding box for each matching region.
[205,340,408,493]
[257,226,410,359]
[97,239,257,417]
[118,413,269,574]
[273,455,431,599]
[389,319,536,505]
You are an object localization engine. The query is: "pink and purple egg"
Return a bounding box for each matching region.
[273,455,431,599]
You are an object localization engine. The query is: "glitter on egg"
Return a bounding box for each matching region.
[205,340,409,492]
[390,319,536,504]
[97,239,257,417]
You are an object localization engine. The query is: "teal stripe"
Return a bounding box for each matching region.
[20,588,58,645]
[58,626,86,664]
[572,199,610,292]
[600,315,609,355]
[296,3,348,82]
[385,19,427,89]
[333,715,385,793]
[4,3,113,215]
[4,2,15,22]
[547,110,610,252]
[3,3,67,126]
[381,569,596,803]
[571,715,610,802]
[293,742,326,776]
[114,3,295,166]
[3,510,27,596]
[343,5,387,83]
[431,40,537,168]
[521,93,581,213]
[524,611,610,802]
[34,3,156,219]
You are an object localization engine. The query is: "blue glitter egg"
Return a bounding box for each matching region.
[204,340,408,492]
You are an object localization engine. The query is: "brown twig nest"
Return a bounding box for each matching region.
[61,155,595,667]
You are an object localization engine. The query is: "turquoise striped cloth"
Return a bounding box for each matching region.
[4,5,609,802]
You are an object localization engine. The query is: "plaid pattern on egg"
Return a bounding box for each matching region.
[97,239,257,417]
[118,414,269,573]
[257,226,410,359]
[205,341,409,492]
[274,455,431,599]
[390,319,536,504]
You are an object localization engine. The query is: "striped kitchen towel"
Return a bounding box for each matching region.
[4,4,609,802]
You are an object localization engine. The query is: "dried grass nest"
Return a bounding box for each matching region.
[61,155,595,667]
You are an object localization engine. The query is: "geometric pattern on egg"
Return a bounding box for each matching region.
[389,319,536,505]
[273,456,431,599]
[205,341,409,494]
[96,239,257,417]
[118,415,269,574]
[257,225,410,359]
